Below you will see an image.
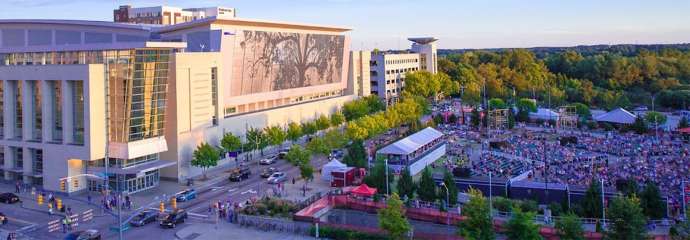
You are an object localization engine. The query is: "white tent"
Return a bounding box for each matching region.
[321,159,347,181]
[594,108,636,124]
[529,108,559,121]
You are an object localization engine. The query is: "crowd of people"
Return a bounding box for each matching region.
[435,113,690,217]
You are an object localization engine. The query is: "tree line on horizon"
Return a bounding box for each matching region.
[438,46,690,110]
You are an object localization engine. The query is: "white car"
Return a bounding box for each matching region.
[267,172,287,184]
[259,155,277,165]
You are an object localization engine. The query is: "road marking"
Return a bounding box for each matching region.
[240,189,256,195]
[211,187,224,191]
[227,188,238,192]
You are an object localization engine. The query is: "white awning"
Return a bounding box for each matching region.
[594,108,636,124]
[377,127,444,155]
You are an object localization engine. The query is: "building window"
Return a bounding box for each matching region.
[14,81,22,140]
[32,149,42,175]
[0,80,3,139]
[13,147,22,169]
[30,81,42,141]
[71,81,84,145]
[51,81,63,143]
[211,67,218,126]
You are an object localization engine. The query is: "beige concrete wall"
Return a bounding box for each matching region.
[0,64,106,192]
[161,94,356,181]
[348,51,371,97]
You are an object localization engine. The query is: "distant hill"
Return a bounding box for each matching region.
[439,43,690,58]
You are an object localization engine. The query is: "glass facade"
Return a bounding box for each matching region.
[13,81,22,140]
[29,81,42,141]
[50,81,62,143]
[71,81,84,144]
[0,81,3,138]
[0,49,171,144]
[13,147,22,169]
[32,149,42,175]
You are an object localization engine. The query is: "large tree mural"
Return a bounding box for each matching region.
[231,30,345,96]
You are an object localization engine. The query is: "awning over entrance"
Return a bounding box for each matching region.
[88,160,176,175]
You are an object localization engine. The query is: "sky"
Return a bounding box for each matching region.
[1,0,689,50]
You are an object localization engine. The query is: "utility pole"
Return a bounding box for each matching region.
[599,178,606,229]
[385,158,389,196]
[488,171,493,216]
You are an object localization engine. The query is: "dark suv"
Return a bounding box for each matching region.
[160,209,187,228]
[229,166,251,182]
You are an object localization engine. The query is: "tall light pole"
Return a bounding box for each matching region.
[599,178,606,229]
[385,158,389,195]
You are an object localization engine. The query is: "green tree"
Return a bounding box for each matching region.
[607,196,647,240]
[306,137,330,156]
[315,114,331,130]
[645,111,667,127]
[286,122,303,143]
[245,127,268,155]
[396,167,415,201]
[679,116,689,129]
[343,140,367,168]
[488,98,507,109]
[191,142,220,179]
[323,130,347,150]
[505,208,542,240]
[571,103,591,120]
[417,167,437,202]
[630,117,648,134]
[364,156,393,193]
[582,180,603,218]
[639,182,665,220]
[555,212,584,240]
[265,125,287,147]
[470,107,481,128]
[220,132,242,153]
[302,121,318,136]
[442,170,459,205]
[299,163,314,182]
[458,188,495,240]
[378,193,411,240]
[286,145,310,166]
[516,98,537,122]
[330,112,346,126]
[345,121,369,141]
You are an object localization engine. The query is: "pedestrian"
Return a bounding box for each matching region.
[61,217,67,233]
[87,195,92,205]
[48,203,53,215]
[292,178,295,185]
[14,182,20,194]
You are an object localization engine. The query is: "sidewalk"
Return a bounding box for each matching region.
[175,221,315,240]
[0,183,93,218]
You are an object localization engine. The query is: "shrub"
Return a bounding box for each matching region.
[311,226,390,240]
[493,197,513,212]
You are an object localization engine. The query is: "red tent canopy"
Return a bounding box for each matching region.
[679,127,690,134]
[351,184,377,197]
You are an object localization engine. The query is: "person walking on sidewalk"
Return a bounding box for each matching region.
[14,182,20,194]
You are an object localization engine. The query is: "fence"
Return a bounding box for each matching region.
[237,214,312,235]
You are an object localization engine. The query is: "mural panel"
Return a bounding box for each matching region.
[230,30,345,96]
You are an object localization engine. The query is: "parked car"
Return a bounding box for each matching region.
[160,209,187,228]
[0,193,20,204]
[267,172,287,184]
[278,150,289,159]
[129,210,158,227]
[175,189,196,202]
[330,149,344,159]
[259,155,277,165]
[229,166,251,182]
[260,167,277,178]
[64,229,101,240]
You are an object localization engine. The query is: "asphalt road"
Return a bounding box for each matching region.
[6,153,330,240]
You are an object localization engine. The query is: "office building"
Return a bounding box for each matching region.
[352,37,438,105]
[114,5,236,25]
[0,11,351,194]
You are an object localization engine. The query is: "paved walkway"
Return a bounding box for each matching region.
[175,222,315,240]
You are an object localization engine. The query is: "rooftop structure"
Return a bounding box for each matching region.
[114,5,236,25]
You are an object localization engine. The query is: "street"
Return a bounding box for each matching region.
[2,150,330,240]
